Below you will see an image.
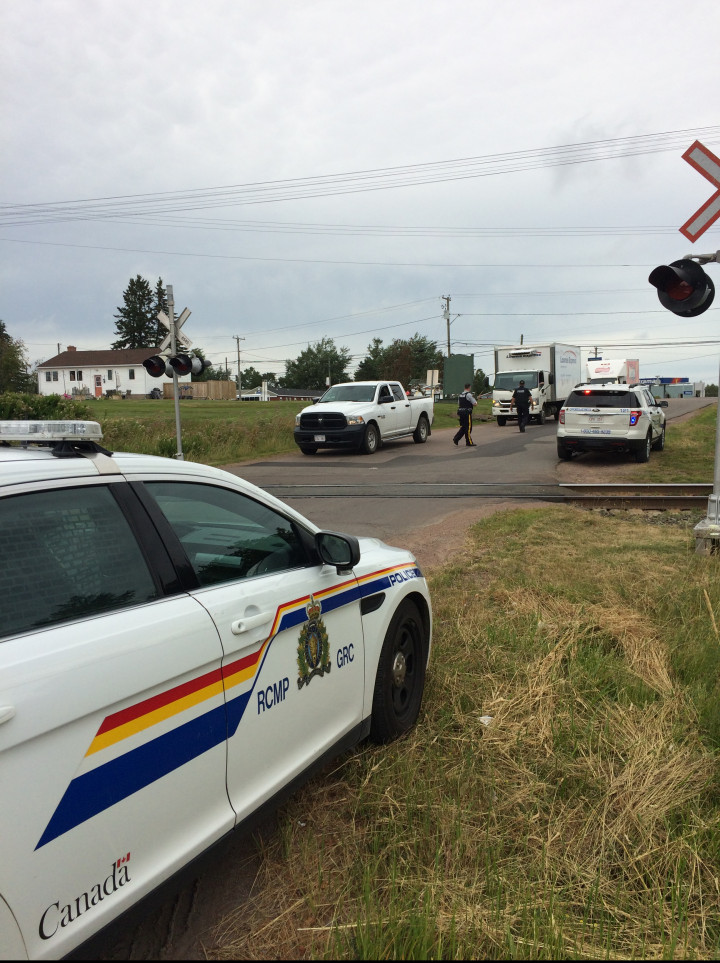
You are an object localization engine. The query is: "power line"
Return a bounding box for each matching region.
[3,126,719,225]
[0,236,670,268]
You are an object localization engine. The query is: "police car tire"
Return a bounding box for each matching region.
[362,423,380,455]
[413,415,429,444]
[369,599,427,744]
[634,433,652,463]
[557,441,572,460]
[651,424,666,451]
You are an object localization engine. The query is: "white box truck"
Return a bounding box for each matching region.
[492,343,582,426]
[585,358,640,384]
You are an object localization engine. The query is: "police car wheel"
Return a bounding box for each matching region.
[369,600,427,744]
[634,433,651,463]
[651,424,666,451]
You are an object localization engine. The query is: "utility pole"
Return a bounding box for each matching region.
[234,335,245,400]
[442,295,451,356]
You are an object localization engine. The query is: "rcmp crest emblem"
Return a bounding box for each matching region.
[297,594,331,689]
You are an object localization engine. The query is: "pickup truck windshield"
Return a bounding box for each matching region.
[494,372,538,391]
[319,385,377,403]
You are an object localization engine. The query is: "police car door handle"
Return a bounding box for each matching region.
[0,706,16,725]
[231,612,273,635]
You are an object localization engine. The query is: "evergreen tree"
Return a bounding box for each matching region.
[354,338,386,380]
[0,321,32,393]
[112,275,158,349]
[152,278,169,346]
[282,338,351,389]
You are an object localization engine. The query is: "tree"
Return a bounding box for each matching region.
[0,321,32,393]
[112,275,158,349]
[283,338,351,389]
[240,366,263,389]
[473,368,490,396]
[353,338,385,381]
[152,278,169,347]
[354,334,442,385]
[705,384,718,397]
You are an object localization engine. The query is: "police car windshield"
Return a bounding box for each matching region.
[494,372,538,391]
[320,385,376,403]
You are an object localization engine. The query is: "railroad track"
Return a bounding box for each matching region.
[264,482,713,511]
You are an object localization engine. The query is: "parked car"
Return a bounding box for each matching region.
[0,419,432,960]
[557,383,668,461]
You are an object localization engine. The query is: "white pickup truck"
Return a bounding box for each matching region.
[294,381,434,455]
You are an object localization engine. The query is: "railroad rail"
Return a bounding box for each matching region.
[264,481,713,511]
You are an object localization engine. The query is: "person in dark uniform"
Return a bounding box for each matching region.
[511,380,533,432]
[453,383,477,446]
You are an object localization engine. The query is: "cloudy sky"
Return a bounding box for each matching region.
[3,0,720,386]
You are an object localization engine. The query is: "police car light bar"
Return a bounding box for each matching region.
[0,420,104,443]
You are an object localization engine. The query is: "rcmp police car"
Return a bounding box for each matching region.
[0,421,432,960]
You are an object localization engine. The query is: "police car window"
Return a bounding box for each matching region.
[144,482,308,587]
[0,486,159,640]
[567,390,636,408]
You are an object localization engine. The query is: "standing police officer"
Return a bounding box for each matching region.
[511,380,533,433]
[453,383,477,447]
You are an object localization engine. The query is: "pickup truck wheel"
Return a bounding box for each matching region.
[369,599,427,744]
[634,433,651,463]
[412,415,429,444]
[361,423,380,455]
[299,446,317,455]
[497,417,507,427]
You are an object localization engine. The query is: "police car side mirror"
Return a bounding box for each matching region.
[315,531,361,573]
[658,400,669,407]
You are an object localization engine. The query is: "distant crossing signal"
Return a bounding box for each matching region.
[143,353,211,378]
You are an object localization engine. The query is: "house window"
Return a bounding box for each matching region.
[45,372,52,382]
[76,370,82,381]
[52,372,58,382]
[107,370,113,380]
[128,369,135,380]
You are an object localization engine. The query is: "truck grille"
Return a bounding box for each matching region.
[299,412,347,430]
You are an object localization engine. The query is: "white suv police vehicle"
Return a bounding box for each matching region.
[557,383,668,462]
[0,421,432,961]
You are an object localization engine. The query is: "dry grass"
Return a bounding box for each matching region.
[208,506,720,961]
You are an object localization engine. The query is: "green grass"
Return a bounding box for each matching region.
[213,508,720,960]
[2,396,475,465]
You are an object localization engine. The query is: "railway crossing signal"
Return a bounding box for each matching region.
[648,258,715,317]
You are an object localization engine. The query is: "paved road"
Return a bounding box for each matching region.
[224,396,713,545]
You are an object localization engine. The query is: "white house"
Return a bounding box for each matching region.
[36,346,191,399]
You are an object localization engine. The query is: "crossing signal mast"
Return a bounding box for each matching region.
[141,286,209,460]
[654,142,720,551]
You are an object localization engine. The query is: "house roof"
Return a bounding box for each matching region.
[37,348,161,369]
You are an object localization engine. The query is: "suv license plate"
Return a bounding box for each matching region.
[314,434,326,442]
[589,416,604,423]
